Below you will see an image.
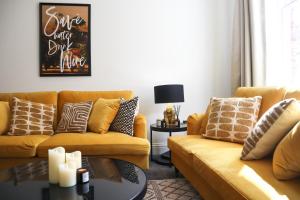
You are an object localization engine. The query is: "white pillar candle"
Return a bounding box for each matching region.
[66,151,82,169]
[48,147,65,184]
[58,161,77,187]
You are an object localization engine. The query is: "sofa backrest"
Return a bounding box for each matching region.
[0,90,134,128]
[57,90,134,122]
[234,87,286,118]
[0,91,58,129]
[199,87,286,135]
[0,91,58,106]
[284,89,300,100]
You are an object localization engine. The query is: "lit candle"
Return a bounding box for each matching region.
[58,161,77,187]
[66,151,82,169]
[48,147,65,184]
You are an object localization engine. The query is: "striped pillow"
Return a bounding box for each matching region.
[56,101,93,133]
[241,99,300,160]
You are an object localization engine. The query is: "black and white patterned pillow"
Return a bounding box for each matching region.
[114,160,139,184]
[110,97,138,136]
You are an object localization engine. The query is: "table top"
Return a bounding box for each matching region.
[150,123,187,132]
[0,157,147,200]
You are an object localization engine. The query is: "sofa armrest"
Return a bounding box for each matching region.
[187,113,205,135]
[133,114,147,139]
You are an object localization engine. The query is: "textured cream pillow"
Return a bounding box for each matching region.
[273,121,300,180]
[241,99,300,160]
[0,101,10,135]
[204,96,262,143]
[88,98,120,134]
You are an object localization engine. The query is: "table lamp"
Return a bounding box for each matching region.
[154,84,184,127]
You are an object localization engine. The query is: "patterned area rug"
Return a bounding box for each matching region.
[144,179,201,200]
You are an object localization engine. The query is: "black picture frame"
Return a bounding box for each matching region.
[39,3,91,76]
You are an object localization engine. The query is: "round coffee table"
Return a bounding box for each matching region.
[0,157,147,200]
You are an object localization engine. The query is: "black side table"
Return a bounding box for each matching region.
[150,123,187,166]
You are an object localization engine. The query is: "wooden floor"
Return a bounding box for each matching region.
[145,161,182,180]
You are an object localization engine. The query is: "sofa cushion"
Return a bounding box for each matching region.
[199,87,286,135]
[8,97,56,136]
[204,96,261,144]
[273,121,300,180]
[0,91,58,128]
[110,97,139,136]
[168,135,203,163]
[241,98,300,160]
[56,101,93,133]
[88,99,120,134]
[57,91,133,122]
[0,135,50,157]
[37,132,150,157]
[191,139,300,200]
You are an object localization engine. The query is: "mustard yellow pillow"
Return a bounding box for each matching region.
[88,98,120,133]
[273,121,300,180]
[0,101,10,135]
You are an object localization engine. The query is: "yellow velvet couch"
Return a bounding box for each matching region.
[0,90,150,170]
[168,87,300,200]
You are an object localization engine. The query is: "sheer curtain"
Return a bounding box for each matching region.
[265,0,300,88]
[231,0,266,94]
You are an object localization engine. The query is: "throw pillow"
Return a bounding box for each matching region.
[241,98,300,160]
[0,101,10,135]
[56,101,93,133]
[134,97,139,117]
[110,97,139,136]
[273,121,300,180]
[88,98,120,134]
[8,97,56,135]
[203,96,262,143]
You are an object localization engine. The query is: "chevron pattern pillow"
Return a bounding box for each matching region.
[110,97,138,136]
[56,101,93,133]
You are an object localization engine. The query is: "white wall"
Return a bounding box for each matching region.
[0,0,234,154]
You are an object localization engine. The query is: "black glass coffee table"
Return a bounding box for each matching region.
[0,157,147,200]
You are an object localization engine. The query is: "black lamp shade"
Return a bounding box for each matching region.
[154,84,184,104]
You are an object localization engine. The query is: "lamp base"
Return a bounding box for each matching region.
[160,119,180,128]
[163,106,176,127]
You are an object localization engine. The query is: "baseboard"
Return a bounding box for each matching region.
[152,143,168,155]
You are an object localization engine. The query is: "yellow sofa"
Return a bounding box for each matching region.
[0,90,150,170]
[168,87,300,200]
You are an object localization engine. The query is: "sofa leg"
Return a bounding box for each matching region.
[174,167,179,178]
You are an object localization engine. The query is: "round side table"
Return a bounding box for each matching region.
[150,123,187,166]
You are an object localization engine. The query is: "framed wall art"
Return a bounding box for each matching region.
[40,3,91,76]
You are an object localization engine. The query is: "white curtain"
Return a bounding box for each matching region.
[231,0,266,94]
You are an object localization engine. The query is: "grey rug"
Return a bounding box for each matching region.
[144,179,201,200]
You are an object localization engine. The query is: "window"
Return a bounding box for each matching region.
[265,0,300,87]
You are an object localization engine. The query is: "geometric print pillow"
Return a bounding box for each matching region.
[203,96,262,144]
[8,97,56,135]
[110,97,138,136]
[241,98,300,160]
[56,101,93,133]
